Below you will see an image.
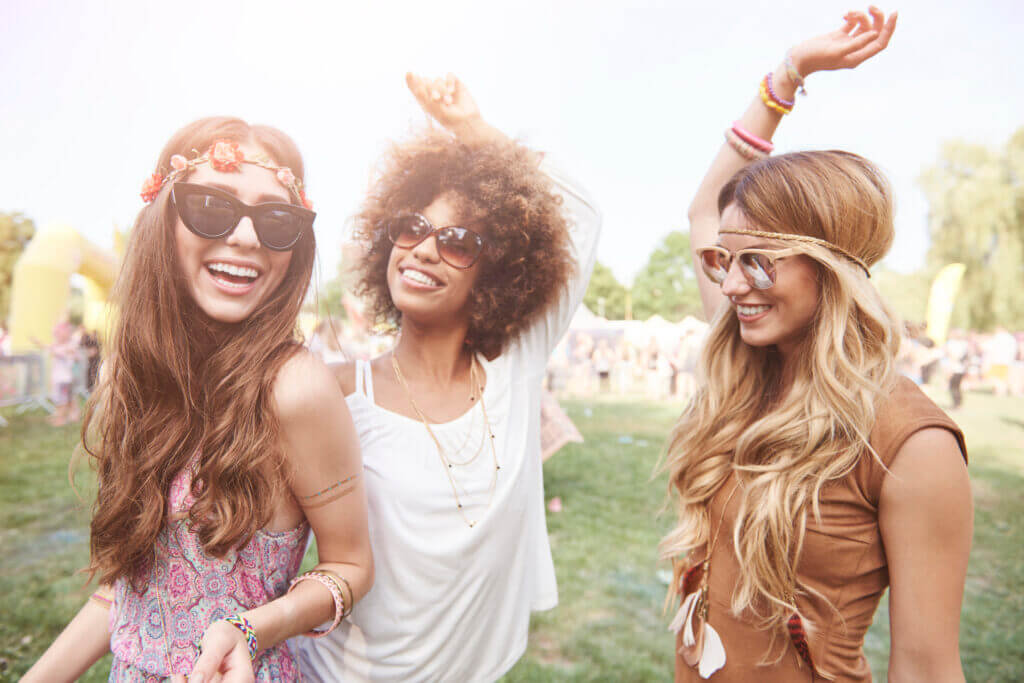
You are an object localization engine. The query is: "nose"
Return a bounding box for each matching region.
[409,231,441,263]
[719,260,752,297]
[225,216,261,249]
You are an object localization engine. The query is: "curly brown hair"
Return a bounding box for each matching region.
[354,130,575,358]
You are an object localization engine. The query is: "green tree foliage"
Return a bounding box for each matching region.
[583,261,627,319]
[631,230,701,322]
[0,212,36,323]
[919,128,1024,330]
[872,267,934,325]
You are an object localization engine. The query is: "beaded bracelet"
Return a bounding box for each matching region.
[317,569,356,618]
[724,128,769,161]
[288,571,345,637]
[222,615,259,661]
[731,122,774,153]
[759,79,792,115]
[784,51,807,95]
[764,72,795,109]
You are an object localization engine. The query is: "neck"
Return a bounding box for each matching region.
[393,315,473,386]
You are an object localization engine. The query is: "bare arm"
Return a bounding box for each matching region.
[689,7,897,320]
[21,587,113,682]
[189,351,373,682]
[879,428,971,683]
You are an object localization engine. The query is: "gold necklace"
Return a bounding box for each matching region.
[391,353,500,528]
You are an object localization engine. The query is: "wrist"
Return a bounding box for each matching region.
[450,116,503,146]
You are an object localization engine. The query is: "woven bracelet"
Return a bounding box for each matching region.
[222,614,259,661]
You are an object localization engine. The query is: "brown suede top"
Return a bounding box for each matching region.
[674,377,967,682]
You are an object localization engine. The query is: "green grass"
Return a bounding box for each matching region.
[2,390,1022,681]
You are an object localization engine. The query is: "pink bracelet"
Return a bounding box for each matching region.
[288,571,345,637]
[731,122,774,153]
[724,128,769,161]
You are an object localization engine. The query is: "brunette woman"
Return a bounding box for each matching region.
[293,74,600,681]
[661,8,972,682]
[25,118,373,682]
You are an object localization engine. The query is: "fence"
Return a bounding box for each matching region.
[0,353,54,427]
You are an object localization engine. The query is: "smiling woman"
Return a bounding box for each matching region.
[24,117,373,683]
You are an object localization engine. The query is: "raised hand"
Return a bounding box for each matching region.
[789,6,897,76]
[405,72,506,146]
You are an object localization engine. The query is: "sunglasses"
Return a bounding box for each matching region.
[386,212,487,269]
[171,182,314,252]
[696,245,803,290]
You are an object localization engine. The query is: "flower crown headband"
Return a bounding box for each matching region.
[140,139,312,209]
[718,228,871,277]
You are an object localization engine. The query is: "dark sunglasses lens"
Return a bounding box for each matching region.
[699,250,729,284]
[437,227,483,268]
[254,207,304,250]
[389,214,432,247]
[739,253,775,289]
[178,192,238,238]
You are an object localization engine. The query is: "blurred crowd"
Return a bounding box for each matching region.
[899,324,1024,408]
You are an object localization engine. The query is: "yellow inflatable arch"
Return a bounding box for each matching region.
[8,224,119,352]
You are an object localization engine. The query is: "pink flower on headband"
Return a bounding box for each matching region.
[140,173,165,203]
[276,167,296,186]
[169,154,188,171]
[299,189,313,210]
[208,140,244,172]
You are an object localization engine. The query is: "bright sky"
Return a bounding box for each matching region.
[2,0,1022,287]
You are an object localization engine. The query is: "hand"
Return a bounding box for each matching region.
[789,6,897,76]
[178,620,255,683]
[405,72,505,146]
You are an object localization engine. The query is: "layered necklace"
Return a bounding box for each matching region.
[391,351,500,528]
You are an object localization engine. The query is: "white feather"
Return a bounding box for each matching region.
[669,590,698,635]
[697,623,726,678]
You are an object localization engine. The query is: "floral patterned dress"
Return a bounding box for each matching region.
[108,463,309,682]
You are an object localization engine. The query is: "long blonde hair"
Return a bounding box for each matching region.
[660,151,902,656]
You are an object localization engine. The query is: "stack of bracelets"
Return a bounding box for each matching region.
[726,122,774,161]
[287,568,355,637]
[759,72,795,115]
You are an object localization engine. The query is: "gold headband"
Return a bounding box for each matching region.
[718,229,871,277]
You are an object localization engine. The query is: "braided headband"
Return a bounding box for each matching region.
[718,229,871,277]
[139,139,312,209]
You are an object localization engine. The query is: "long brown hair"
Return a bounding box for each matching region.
[82,117,316,588]
[660,151,902,662]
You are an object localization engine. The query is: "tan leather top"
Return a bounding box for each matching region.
[675,377,967,682]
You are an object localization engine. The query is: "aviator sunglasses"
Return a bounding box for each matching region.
[696,245,804,290]
[387,212,487,269]
[171,182,314,252]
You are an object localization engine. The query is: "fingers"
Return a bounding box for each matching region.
[843,10,897,65]
[405,72,431,108]
[846,10,872,36]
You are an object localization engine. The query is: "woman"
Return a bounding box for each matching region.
[293,74,600,681]
[661,8,972,682]
[25,117,373,682]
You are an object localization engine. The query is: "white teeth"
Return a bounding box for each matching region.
[208,262,259,279]
[737,304,771,316]
[403,269,441,287]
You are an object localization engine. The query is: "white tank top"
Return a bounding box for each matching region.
[292,160,602,682]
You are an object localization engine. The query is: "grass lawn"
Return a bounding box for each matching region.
[2,389,1022,681]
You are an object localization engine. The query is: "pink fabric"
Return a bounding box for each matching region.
[109,462,309,680]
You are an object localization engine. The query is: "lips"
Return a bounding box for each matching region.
[399,265,443,289]
[735,303,772,322]
[205,260,262,293]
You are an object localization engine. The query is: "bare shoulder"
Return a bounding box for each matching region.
[272,348,345,421]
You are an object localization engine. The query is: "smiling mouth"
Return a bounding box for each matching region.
[207,262,260,289]
[736,304,771,317]
[400,267,442,288]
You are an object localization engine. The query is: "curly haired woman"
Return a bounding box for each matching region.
[25,118,373,682]
[292,74,601,681]
[661,8,972,683]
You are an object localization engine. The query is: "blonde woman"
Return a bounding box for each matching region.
[662,7,972,683]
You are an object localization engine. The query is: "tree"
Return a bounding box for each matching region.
[918,128,1024,330]
[0,212,36,323]
[583,261,627,319]
[631,230,702,322]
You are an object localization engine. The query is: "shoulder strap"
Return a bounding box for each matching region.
[354,359,365,396]
[361,360,375,403]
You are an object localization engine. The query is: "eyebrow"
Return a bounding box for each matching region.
[204,181,290,204]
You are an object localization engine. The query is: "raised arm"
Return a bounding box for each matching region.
[188,351,372,682]
[689,7,897,320]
